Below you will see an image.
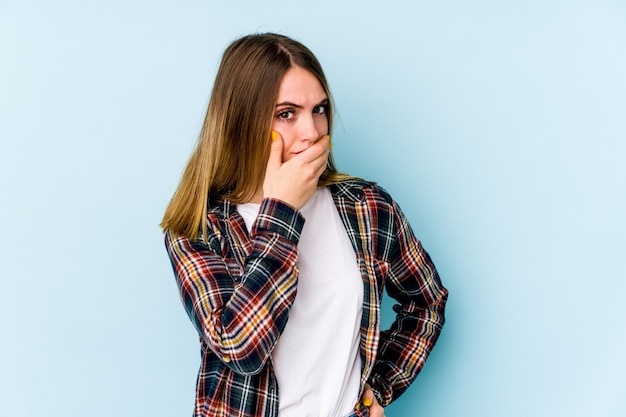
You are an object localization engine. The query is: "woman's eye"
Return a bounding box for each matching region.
[313,105,327,115]
[277,110,295,120]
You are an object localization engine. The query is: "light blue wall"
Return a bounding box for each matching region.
[1,1,625,416]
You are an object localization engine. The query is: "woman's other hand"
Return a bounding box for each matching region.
[262,131,329,209]
[361,383,385,417]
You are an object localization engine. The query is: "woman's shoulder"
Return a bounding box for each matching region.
[329,179,396,205]
[164,201,231,254]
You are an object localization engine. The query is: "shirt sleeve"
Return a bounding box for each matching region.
[164,198,304,376]
[368,196,448,405]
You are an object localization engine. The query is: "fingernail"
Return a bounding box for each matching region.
[271,131,278,140]
[363,397,372,407]
[329,140,332,149]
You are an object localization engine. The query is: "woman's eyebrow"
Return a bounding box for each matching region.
[275,97,329,108]
[276,101,302,108]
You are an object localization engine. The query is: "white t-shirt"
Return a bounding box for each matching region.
[237,187,363,417]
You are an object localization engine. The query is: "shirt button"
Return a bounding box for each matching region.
[222,355,231,363]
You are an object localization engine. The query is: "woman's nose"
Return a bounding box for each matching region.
[298,115,320,142]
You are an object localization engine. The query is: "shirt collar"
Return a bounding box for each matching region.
[329,180,370,202]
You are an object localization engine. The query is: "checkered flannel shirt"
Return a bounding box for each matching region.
[165,180,448,417]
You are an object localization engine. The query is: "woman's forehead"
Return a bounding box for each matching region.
[276,66,327,105]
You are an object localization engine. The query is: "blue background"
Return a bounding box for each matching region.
[1,1,625,416]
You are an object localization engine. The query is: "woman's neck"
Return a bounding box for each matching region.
[246,188,264,204]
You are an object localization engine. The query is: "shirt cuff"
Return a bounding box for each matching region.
[252,198,305,245]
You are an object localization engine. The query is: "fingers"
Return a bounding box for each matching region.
[267,130,284,170]
[290,135,330,180]
[262,132,330,209]
[281,134,329,176]
[361,383,385,417]
[296,134,330,164]
[310,138,330,174]
[361,383,375,406]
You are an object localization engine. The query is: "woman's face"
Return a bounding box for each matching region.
[273,66,329,162]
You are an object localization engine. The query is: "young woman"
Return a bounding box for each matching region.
[162,33,447,417]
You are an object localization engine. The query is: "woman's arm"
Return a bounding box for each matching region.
[368,197,448,405]
[165,133,329,377]
[165,198,304,376]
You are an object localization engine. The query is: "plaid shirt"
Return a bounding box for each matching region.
[165,180,447,417]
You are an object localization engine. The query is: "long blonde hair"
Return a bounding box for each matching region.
[161,33,352,240]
